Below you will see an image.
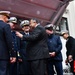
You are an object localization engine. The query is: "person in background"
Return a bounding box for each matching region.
[8,17,21,75]
[61,30,75,75]
[45,24,63,75]
[19,20,31,75]
[0,11,16,75]
[16,18,49,75]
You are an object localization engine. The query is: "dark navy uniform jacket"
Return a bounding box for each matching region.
[0,20,16,60]
[19,32,30,74]
[11,31,21,58]
[47,34,63,61]
[20,32,28,58]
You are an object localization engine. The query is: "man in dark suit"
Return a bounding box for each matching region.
[0,11,16,75]
[16,18,49,75]
[61,30,75,74]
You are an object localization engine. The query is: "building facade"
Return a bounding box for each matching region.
[62,0,75,37]
[60,1,75,73]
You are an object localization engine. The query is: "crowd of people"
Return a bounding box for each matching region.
[0,10,75,75]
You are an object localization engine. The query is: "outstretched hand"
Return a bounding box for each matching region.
[16,31,23,38]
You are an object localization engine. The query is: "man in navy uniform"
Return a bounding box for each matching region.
[45,24,63,75]
[0,11,16,75]
[8,17,21,75]
[19,20,31,75]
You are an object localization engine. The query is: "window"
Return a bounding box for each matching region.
[55,17,69,32]
[59,17,69,31]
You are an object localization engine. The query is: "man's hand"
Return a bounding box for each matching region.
[49,52,56,57]
[16,31,23,38]
[10,57,16,63]
[65,59,68,65]
[68,55,73,62]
